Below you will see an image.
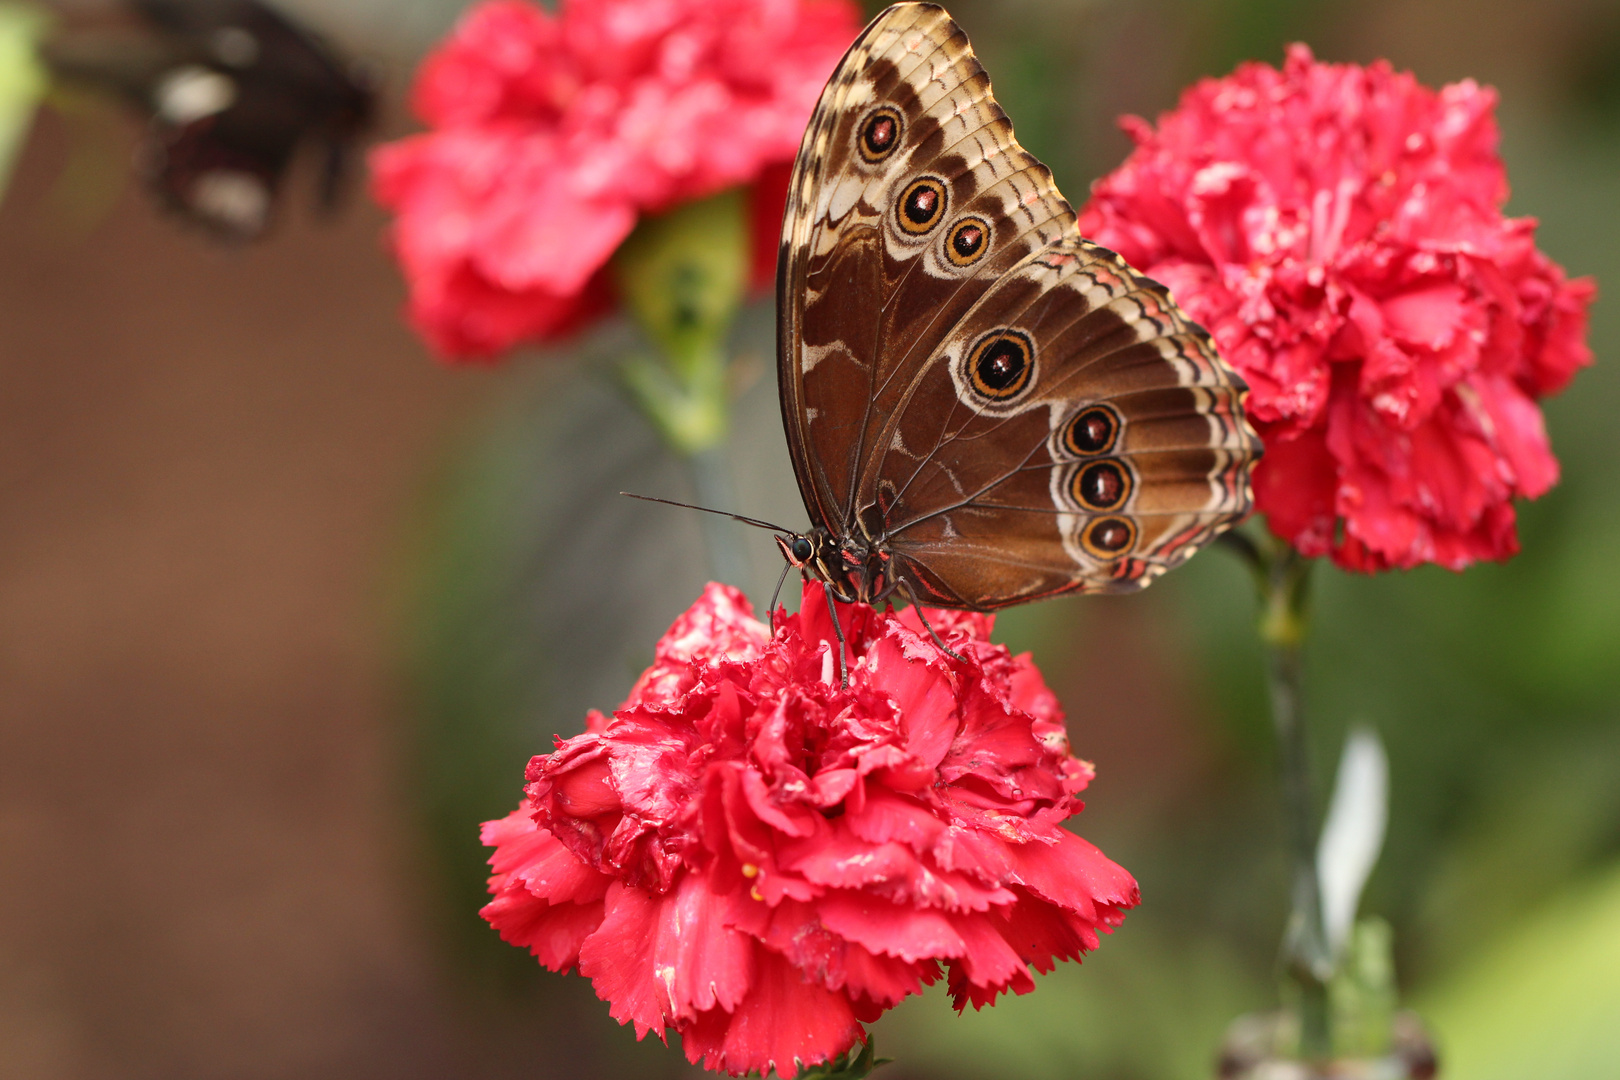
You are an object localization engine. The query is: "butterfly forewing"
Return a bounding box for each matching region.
[779,4,1073,527]
[779,3,1261,610]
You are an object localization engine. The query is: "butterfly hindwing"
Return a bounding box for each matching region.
[778,3,1260,610]
[870,236,1257,605]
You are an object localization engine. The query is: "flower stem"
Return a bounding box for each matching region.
[611,190,752,582]
[1225,532,1331,1060]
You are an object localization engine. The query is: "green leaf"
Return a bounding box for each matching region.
[799,1039,891,1080]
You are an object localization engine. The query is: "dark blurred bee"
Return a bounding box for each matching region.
[43,0,375,240]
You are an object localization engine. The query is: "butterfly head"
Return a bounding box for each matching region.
[776,527,896,607]
[776,531,819,570]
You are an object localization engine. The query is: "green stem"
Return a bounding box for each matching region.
[616,342,729,456]
[610,190,751,582]
[689,443,749,586]
[1226,533,1331,1060]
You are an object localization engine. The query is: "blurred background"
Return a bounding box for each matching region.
[1,0,1617,1078]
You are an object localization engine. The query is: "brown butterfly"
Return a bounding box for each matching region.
[44,0,374,241]
[771,2,1261,674]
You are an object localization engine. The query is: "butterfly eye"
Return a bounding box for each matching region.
[791,536,814,563]
[966,329,1035,401]
[946,217,990,266]
[1071,461,1133,511]
[858,107,903,163]
[1083,517,1138,558]
[1063,406,1120,456]
[897,177,947,235]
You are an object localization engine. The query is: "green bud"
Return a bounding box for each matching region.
[611,189,749,456]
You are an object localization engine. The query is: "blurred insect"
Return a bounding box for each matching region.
[43,0,375,240]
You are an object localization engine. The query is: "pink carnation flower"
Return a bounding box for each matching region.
[1080,45,1595,571]
[370,0,860,358]
[481,582,1138,1076]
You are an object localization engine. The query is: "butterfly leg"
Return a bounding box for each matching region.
[823,582,850,689]
[767,561,793,636]
[901,579,966,664]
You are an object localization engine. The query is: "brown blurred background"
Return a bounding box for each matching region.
[0,106,490,1075]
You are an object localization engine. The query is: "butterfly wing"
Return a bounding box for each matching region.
[871,236,1258,606]
[778,2,1259,608]
[778,2,1076,537]
[137,0,374,239]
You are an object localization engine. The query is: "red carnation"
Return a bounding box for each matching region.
[1080,45,1595,571]
[370,0,860,359]
[481,582,1138,1077]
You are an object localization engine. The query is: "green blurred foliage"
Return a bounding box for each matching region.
[401,1,1620,1077]
[0,2,46,197]
[1417,861,1620,1080]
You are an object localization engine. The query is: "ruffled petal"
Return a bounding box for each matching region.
[681,947,862,1078]
[1006,830,1141,914]
[578,876,756,1038]
[486,578,1136,1074]
[480,885,604,971]
[373,0,862,361]
[1079,45,1592,572]
[816,893,967,963]
[945,913,1035,1010]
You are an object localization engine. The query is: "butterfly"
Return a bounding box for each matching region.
[44,0,374,240]
[770,2,1261,674]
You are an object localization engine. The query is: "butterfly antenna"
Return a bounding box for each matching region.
[619,492,792,533]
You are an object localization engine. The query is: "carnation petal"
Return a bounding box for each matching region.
[1471,374,1559,499]
[993,891,1101,972]
[579,876,755,1037]
[865,633,957,770]
[946,913,1036,1009]
[488,581,1136,1063]
[1006,830,1140,913]
[841,942,940,1008]
[480,885,604,971]
[847,788,948,853]
[1078,45,1592,571]
[786,824,1016,912]
[1381,282,1471,351]
[481,806,548,869]
[816,893,967,963]
[758,899,934,1006]
[682,947,862,1078]
[482,811,613,904]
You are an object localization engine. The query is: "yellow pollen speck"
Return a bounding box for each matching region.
[751,885,764,902]
[741,863,759,878]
